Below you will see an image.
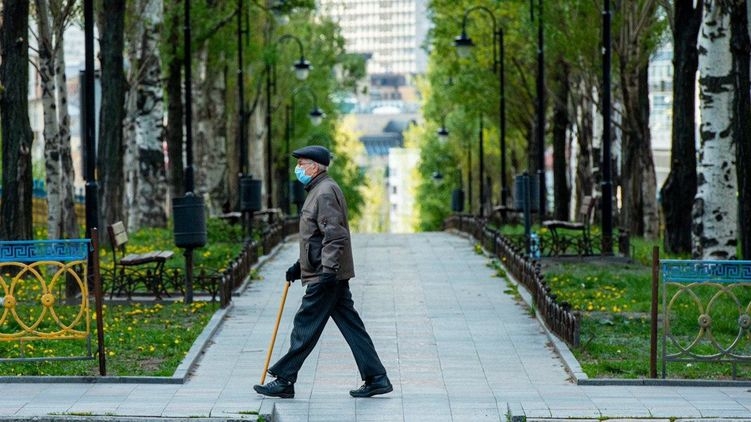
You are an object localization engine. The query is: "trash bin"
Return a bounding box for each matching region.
[173,192,207,248]
[514,173,538,212]
[240,176,262,212]
[451,188,465,213]
[290,180,305,206]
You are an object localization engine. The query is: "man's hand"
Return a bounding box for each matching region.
[319,272,337,284]
[286,262,301,282]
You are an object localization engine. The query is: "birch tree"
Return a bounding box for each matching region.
[124,0,168,230]
[56,22,78,240]
[34,0,63,239]
[194,46,229,215]
[32,0,78,240]
[692,0,740,259]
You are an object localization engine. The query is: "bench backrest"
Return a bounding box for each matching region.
[578,196,597,224]
[107,221,130,260]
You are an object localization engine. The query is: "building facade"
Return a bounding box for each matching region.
[318,0,428,76]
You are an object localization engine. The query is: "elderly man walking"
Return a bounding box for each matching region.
[253,145,392,399]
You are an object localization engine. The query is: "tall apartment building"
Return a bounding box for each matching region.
[317,0,429,79]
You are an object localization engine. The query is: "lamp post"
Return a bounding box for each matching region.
[601,0,613,254]
[530,0,545,222]
[83,0,97,241]
[435,121,465,214]
[266,34,311,210]
[283,86,326,213]
[454,5,507,209]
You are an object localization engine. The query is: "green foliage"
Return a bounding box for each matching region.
[328,127,366,222]
[415,128,454,231]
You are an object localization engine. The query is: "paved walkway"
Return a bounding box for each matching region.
[0,232,749,421]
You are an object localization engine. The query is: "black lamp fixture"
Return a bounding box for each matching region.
[437,126,449,142]
[454,5,508,208]
[266,33,312,210]
[276,34,311,81]
[292,85,325,126]
[437,115,449,142]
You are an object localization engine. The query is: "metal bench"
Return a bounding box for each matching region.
[542,196,597,256]
[107,221,174,299]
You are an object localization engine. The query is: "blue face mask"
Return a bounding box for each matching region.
[295,165,313,185]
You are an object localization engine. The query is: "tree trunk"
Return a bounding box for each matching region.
[732,0,751,259]
[125,0,168,231]
[552,58,571,221]
[34,0,63,239]
[98,0,127,240]
[693,0,738,259]
[615,0,660,239]
[574,80,594,216]
[660,0,702,255]
[620,64,659,239]
[0,0,34,240]
[195,45,229,216]
[55,30,78,240]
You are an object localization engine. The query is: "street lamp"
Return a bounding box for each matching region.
[437,115,449,142]
[266,33,311,210]
[454,5,508,210]
[291,85,325,127]
[530,0,545,221]
[282,86,326,213]
[601,0,613,254]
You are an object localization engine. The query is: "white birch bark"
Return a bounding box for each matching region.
[693,0,738,259]
[34,0,62,239]
[125,0,168,230]
[54,25,78,239]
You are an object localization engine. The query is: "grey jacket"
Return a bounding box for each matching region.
[298,171,355,284]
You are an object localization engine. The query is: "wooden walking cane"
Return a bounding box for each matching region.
[260,281,291,384]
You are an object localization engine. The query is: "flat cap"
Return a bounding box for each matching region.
[292,145,330,166]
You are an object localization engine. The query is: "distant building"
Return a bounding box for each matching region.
[318,0,428,111]
[318,0,428,76]
[648,42,673,191]
[388,147,419,233]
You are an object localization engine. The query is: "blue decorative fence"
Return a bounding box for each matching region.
[660,259,751,378]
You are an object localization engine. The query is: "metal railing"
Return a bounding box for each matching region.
[657,258,751,378]
[445,214,580,347]
[0,239,99,363]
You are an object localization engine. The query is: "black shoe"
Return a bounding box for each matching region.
[349,374,393,398]
[253,377,295,399]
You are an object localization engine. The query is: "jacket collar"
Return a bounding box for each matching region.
[304,171,328,191]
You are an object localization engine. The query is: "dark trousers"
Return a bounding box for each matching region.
[269,280,386,384]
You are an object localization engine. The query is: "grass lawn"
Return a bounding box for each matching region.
[537,236,751,380]
[0,218,246,377]
[0,301,217,377]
